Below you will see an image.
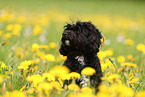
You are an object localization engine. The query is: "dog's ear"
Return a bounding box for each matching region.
[85,22,103,54]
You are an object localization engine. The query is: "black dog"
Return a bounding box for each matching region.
[59,21,103,90]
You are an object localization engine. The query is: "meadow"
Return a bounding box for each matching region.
[0,1,145,97]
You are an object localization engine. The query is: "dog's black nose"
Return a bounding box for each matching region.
[63,32,68,37]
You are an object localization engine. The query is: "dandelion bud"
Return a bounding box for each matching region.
[2,41,7,46]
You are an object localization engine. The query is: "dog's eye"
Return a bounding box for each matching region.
[63,32,68,36]
[63,31,71,36]
[66,31,71,33]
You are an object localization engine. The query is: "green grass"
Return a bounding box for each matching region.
[0,0,145,96]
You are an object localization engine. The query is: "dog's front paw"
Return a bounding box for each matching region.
[78,75,89,87]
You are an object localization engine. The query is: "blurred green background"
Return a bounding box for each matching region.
[0,0,145,16]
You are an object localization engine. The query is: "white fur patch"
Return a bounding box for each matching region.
[75,56,85,66]
[80,75,88,87]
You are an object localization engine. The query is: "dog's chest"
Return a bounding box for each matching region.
[75,55,85,66]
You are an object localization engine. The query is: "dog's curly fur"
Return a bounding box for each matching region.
[59,21,103,90]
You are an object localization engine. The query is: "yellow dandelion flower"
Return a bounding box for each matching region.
[50,65,70,77]
[81,67,96,76]
[101,62,107,72]
[34,66,38,72]
[10,90,26,97]
[121,62,130,67]
[129,63,137,68]
[0,61,7,69]
[17,16,26,23]
[39,45,49,50]
[109,84,134,97]
[116,79,122,84]
[6,24,13,31]
[37,82,53,92]
[0,30,3,36]
[68,84,80,91]
[0,75,3,83]
[101,59,115,72]
[3,32,12,40]
[107,74,120,83]
[43,73,55,81]
[40,16,50,26]
[59,73,70,80]
[32,25,42,36]
[117,56,125,63]
[96,93,110,97]
[69,72,80,79]
[50,81,63,91]
[81,87,92,93]
[49,42,57,49]
[69,93,95,97]
[26,88,35,94]
[45,54,55,61]
[10,72,13,75]
[16,52,24,59]
[105,49,113,56]
[143,49,145,54]
[60,55,67,60]
[27,74,44,87]
[129,77,139,84]
[36,51,45,60]
[56,53,67,62]
[98,51,106,60]
[136,91,145,97]
[68,93,77,97]
[16,47,23,52]
[127,54,133,61]
[13,24,22,36]
[3,91,10,97]
[77,93,94,97]
[121,62,137,68]
[32,43,39,52]
[137,44,145,52]
[34,58,40,64]
[125,39,134,45]
[18,60,32,70]
[101,77,107,80]
[118,67,124,72]
[25,50,29,55]
[98,84,109,92]
[106,72,110,76]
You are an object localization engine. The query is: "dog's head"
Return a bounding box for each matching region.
[59,21,103,56]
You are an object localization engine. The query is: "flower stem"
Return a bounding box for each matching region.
[88,76,90,87]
